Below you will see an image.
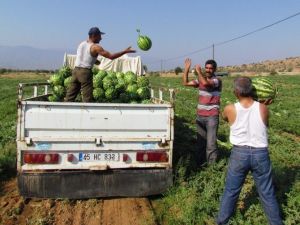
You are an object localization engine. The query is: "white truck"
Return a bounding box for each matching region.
[16,82,175,198]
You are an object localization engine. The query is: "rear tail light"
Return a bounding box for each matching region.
[23,153,59,164]
[123,154,130,162]
[67,153,74,162]
[136,151,168,162]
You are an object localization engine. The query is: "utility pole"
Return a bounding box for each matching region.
[212,44,215,60]
[160,60,163,73]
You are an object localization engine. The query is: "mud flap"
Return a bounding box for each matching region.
[18,169,173,199]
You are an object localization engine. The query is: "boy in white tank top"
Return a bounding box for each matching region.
[216,77,282,225]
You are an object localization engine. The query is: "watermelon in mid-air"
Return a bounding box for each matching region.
[136,29,152,51]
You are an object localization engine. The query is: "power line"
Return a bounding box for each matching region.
[163,45,212,62]
[147,45,212,65]
[147,11,300,65]
[215,11,300,47]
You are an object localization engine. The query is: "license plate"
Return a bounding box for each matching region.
[79,153,120,162]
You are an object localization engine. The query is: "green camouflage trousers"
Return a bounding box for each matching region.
[65,67,93,102]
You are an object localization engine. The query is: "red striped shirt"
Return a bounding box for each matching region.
[192,76,222,116]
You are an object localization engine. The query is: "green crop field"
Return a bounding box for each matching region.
[0,74,299,225]
[149,75,300,225]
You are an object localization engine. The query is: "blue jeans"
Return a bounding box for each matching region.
[217,146,283,225]
[196,115,219,165]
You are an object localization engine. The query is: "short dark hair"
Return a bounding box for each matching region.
[205,59,217,69]
[234,76,253,97]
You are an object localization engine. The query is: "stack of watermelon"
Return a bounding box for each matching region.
[251,77,278,102]
[92,70,151,103]
[48,67,151,103]
[48,67,72,102]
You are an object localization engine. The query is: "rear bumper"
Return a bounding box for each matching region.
[18,168,173,199]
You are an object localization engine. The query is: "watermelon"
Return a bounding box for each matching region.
[137,87,150,100]
[92,67,99,75]
[102,77,114,90]
[141,99,152,104]
[49,73,64,86]
[93,74,103,88]
[58,66,72,78]
[53,85,66,97]
[116,72,124,80]
[64,76,72,88]
[105,88,118,100]
[252,77,277,101]
[93,88,105,101]
[126,84,139,100]
[124,71,137,84]
[48,94,61,102]
[119,92,130,103]
[137,76,149,88]
[96,70,107,80]
[136,29,152,51]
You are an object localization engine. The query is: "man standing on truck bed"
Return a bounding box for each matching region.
[65,27,136,102]
[183,58,222,166]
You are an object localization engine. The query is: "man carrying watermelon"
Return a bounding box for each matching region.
[65,27,136,102]
[183,58,222,165]
[216,77,282,225]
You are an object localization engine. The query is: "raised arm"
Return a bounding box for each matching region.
[91,45,136,60]
[183,58,198,87]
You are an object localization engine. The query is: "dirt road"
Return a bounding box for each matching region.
[0,179,157,225]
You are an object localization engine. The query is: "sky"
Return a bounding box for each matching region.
[0,0,300,71]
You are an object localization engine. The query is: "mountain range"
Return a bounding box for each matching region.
[1,45,299,73]
[0,45,75,70]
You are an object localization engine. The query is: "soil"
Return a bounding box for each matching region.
[0,179,157,225]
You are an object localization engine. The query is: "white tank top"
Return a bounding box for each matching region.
[230,101,268,148]
[74,41,97,69]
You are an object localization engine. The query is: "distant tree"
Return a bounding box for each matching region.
[148,71,160,77]
[0,68,7,74]
[174,67,183,75]
[270,70,278,76]
[143,65,148,73]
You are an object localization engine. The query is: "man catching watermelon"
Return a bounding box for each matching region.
[182,58,222,165]
[216,77,282,225]
[65,27,136,102]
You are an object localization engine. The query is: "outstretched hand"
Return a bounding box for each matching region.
[184,58,192,71]
[124,46,136,53]
[195,64,203,75]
